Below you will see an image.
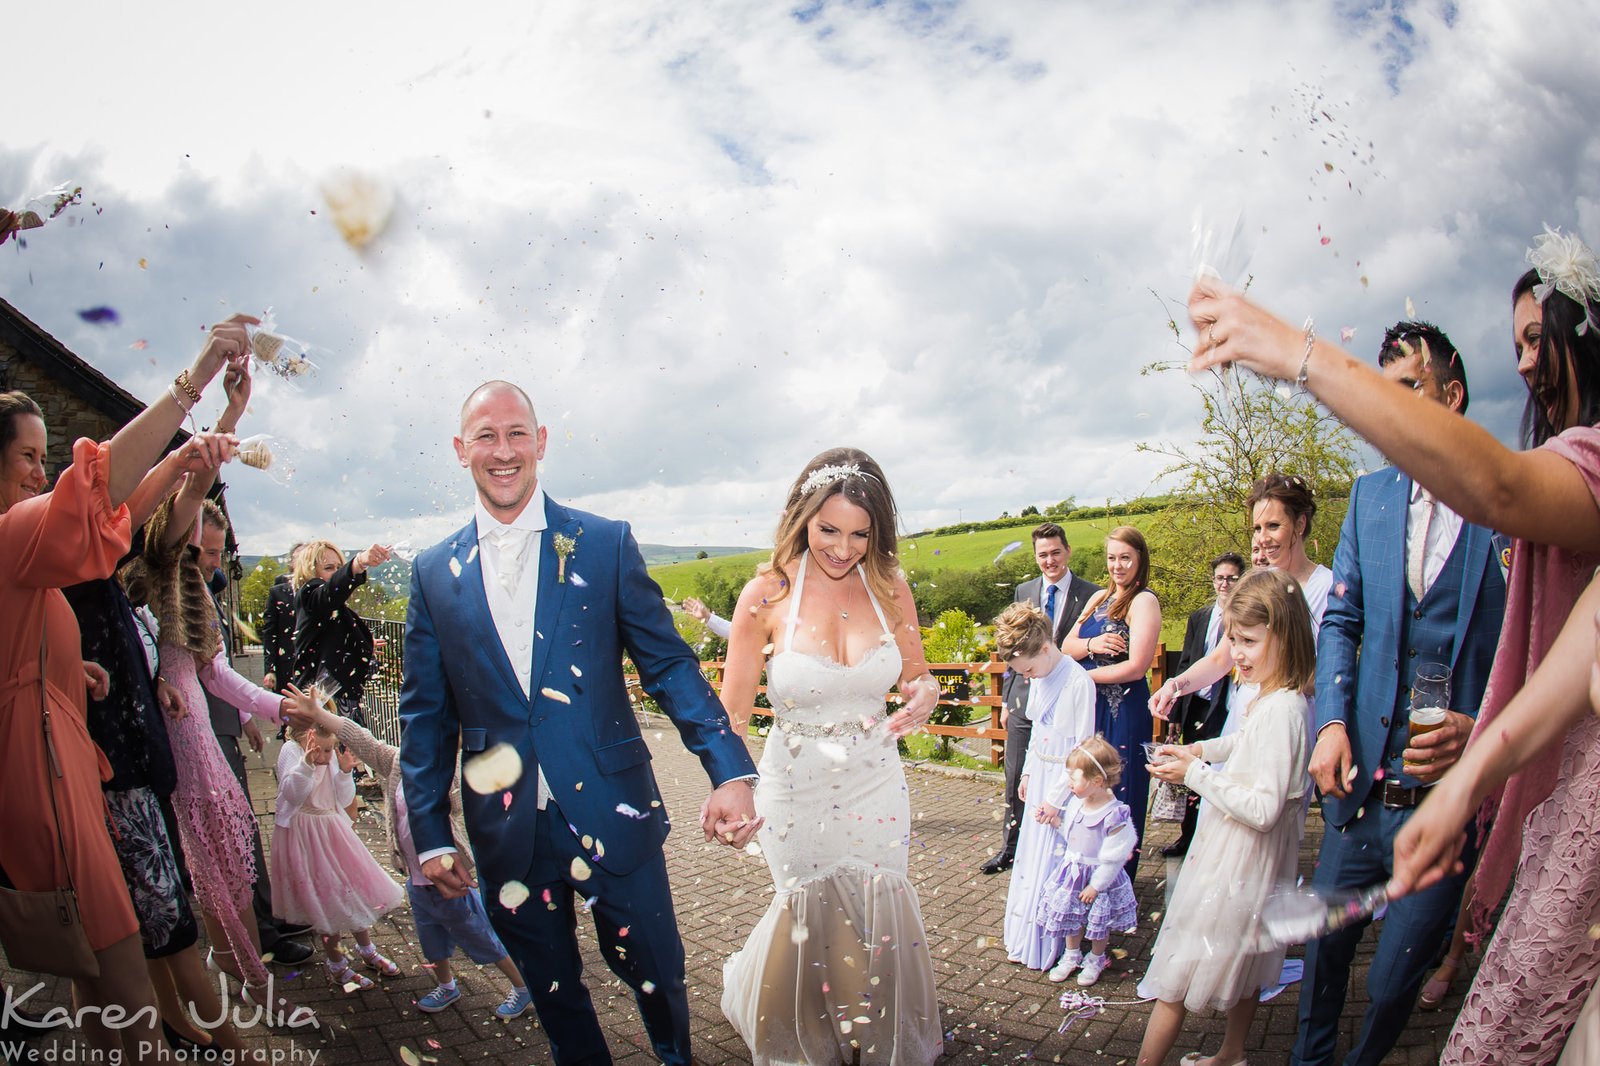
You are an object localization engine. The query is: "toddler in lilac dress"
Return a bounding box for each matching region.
[1035,735,1139,987]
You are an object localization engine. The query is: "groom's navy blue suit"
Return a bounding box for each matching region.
[399,494,756,1065]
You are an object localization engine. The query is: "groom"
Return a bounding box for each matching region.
[399,381,759,1065]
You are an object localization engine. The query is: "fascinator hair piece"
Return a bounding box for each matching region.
[1528,224,1600,337]
[798,462,879,498]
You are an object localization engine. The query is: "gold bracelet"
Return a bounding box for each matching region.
[174,369,202,407]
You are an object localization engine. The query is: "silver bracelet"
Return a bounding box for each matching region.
[168,382,194,413]
[1296,317,1316,390]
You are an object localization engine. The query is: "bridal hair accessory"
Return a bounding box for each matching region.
[798,462,875,498]
[1528,225,1600,336]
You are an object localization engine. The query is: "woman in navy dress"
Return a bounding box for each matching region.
[1062,526,1161,877]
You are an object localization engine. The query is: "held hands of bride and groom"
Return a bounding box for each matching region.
[696,671,939,849]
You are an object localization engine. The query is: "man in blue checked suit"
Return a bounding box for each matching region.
[399,381,759,1066]
[1291,324,1507,1066]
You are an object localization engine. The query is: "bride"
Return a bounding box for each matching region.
[718,448,944,1065]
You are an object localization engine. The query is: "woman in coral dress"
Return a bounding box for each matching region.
[0,316,248,1059]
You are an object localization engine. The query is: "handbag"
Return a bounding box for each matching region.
[0,627,100,979]
[1147,726,1192,824]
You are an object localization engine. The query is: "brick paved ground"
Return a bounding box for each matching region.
[3,675,1468,1065]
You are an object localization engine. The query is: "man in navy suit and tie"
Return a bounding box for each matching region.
[981,521,1100,874]
[1291,324,1507,1066]
[399,381,760,1066]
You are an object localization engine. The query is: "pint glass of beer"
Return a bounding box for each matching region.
[1405,664,1451,773]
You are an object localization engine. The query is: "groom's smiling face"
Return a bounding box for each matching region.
[455,384,548,522]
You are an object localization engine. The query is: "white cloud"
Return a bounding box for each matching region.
[2,0,1596,555]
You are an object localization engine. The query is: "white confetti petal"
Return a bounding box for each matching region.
[498,880,530,910]
[463,743,523,794]
[541,687,572,704]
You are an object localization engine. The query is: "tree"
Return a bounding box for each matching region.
[1137,321,1357,625]
[695,550,709,560]
[238,556,285,626]
[1020,504,1040,517]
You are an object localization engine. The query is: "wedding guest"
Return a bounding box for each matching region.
[131,483,325,1032]
[1292,322,1507,1066]
[1137,569,1316,1066]
[1164,551,1245,857]
[292,538,388,728]
[681,596,731,639]
[260,543,303,692]
[1061,526,1160,877]
[983,522,1100,875]
[995,602,1095,970]
[0,315,248,1060]
[1191,225,1600,1063]
[197,498,313,966]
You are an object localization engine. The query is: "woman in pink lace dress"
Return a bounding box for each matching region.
[130,481,320,1025]
[1189,226,1600,1063]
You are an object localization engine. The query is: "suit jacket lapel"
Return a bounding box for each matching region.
[449,520,525,700]
[528,497,580,697]
[1373,473,1408,647]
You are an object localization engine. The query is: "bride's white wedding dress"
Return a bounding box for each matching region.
[722,556,943,1065]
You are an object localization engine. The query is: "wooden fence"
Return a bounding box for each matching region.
[361,615,1167,767]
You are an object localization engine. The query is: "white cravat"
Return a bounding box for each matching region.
[483,525,534,600]
[1406,482,1462,601]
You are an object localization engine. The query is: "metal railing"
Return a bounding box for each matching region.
[363,617,407,748]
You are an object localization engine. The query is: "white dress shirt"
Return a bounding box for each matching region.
[1408,480,1463,597]
[476,490,550,807]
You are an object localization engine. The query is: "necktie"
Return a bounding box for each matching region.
[1407,488,1435,601]
[1044,583,1058,624]
[485,526,533,600]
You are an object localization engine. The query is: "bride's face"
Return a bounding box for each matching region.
[806,494,872,578]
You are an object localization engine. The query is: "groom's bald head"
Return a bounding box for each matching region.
[460,380,537,431]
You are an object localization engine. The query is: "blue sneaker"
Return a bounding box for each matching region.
[417,984,461,1013]
[495,986,533,1020]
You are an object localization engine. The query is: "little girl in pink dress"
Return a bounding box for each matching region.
[272,722,404,990]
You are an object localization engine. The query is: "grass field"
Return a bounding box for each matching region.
[648,512,1159,598]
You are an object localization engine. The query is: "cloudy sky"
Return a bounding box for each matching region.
[3,0,1596,555]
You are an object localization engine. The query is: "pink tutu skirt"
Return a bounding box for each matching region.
[271,809,404,936]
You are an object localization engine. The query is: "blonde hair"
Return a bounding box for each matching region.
[1067,734,1122,789]
[1224,568,1316,695]
[760,447,903,626]
[293,539,344,591]
[994,602,1053,661]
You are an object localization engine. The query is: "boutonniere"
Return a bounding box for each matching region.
[553,531,579,583]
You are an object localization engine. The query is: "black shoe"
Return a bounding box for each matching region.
[267,939,315,966]
[274,921,314,938]
[163,1022,224,1061]
[1161,839,1191,858]
[979,852,1014,875]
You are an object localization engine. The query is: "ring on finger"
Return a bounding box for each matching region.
[1208,323,1219,347]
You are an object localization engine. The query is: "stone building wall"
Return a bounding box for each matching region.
[0,338,126,474]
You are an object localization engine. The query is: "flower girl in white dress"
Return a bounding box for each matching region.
[1135,569,1315,1066]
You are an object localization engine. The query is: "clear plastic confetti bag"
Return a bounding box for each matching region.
[1191,208,1254,290]
[320,170,394,251]
[1,181,83,245]
[236,433,297,485]
[246,309,327,388]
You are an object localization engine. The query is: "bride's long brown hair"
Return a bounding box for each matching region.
[760,447,904,626]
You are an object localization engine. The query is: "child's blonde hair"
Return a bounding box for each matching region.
[1224,568,1316,694]
[994,602,1054,661]
[1067,734,1122,789]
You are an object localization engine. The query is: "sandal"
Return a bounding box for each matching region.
[325,955,375,992]
[1419,955,1462,1010]
[357,945,401,977]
